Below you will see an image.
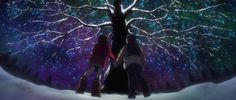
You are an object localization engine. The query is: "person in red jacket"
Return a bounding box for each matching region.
[76,35,115,97]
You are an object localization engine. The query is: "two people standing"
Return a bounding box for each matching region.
[76,34,151,99]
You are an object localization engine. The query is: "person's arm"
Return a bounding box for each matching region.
[116,46,126,65]
[108,46,115,62]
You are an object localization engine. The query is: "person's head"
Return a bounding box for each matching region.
[98,34,108,46]
[126,34,137,44]
[126,34,141,56]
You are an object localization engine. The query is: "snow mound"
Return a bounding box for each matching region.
[0,66,236,100]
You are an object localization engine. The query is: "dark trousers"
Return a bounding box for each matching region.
[126,63,149,95]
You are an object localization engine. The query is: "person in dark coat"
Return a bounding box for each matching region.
[116,34,151,99]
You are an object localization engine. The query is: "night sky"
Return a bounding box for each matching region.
[0,0,236,90]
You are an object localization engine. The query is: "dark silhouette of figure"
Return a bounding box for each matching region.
[76,35,115,97]
[116,34,151,99]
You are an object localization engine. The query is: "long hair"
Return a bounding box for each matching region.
[96,35,109,56]
[126,34,141,56]
[98,35,108,46]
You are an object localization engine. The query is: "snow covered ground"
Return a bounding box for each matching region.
[0,66,236,100]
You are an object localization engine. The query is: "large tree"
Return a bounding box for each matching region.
[4,0,236,93]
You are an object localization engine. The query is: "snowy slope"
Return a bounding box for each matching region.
[0,66,236,100]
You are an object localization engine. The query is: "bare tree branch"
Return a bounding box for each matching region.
[179,24,231,33]
[169,0,181,8]
[124,0,138,16]
[104,0,115,14]
[126,14,168,27]
[6,0,233,70]
[47,1,110,12]
[66,46,81,53]
[174,3,226,13]
[132,5,169,13]
[63,13,112,27]
[31,17,69,25]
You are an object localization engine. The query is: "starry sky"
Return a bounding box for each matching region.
[0,0,236,90]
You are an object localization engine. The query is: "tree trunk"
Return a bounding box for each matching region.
[102,1,129,94]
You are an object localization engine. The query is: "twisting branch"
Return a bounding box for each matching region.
[47,0,110,11]
[62,12,112,27]
[169,0,181,8]
[6,0,115,55]
[126,14,168,27]
[6,0,233,70]
[174,3,226,13]
[179,24,231,33]
[128,4,231,67]
[105,0,115,14]
[124,0,138,16]
[31,17,69,25]
[129,24,177,59]
[8,0,147,56]
[132,5,169,13]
